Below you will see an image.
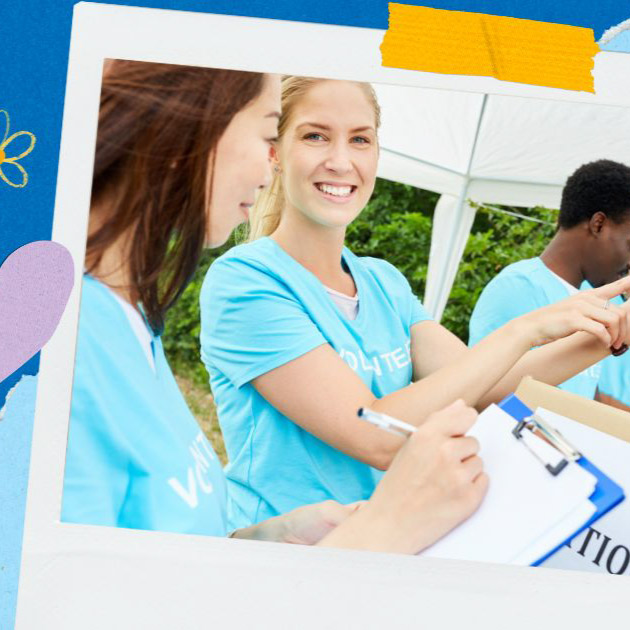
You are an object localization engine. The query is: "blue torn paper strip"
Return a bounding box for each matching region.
[599,18,630,52]
[0,375,38,630]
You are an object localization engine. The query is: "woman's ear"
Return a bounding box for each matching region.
[269,144,280,171]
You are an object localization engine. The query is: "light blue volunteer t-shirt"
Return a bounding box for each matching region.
[62,275,228,536]
[200,237,432,530]
[599,353,630,405]
[468,257,601,399]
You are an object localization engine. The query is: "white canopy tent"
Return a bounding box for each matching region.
[373,84,630,321]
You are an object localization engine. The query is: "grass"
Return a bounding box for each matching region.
[174,372,227,466]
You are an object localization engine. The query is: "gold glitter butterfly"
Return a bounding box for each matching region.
[0,110,36,188]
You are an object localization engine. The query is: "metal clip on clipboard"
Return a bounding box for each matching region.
[512,413,582,476]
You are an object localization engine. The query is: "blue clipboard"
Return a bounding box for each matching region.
[499,393,625,566]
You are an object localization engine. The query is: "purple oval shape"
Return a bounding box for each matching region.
[0,241,74,383]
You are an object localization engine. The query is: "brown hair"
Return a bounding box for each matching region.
[248,76,381,240]
[88,60,265,333]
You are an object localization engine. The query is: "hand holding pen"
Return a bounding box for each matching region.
[321,400,488,555]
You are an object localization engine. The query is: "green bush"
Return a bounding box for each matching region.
[443,203,556,340]
[163,245,229,387]
[346,180,557,340]
[163,179,557,382]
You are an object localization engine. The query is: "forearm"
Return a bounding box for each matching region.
[596,389,630,412]
[254,278,630,472]
[478,331,609,408]
[316,502,430,554]
[316,510,396,553]
[234,509,389,550]
[231,501,359,544]
[372,320,530,429]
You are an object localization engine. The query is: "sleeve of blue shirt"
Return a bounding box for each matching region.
[410,295,432,326]
[468,272,541,346]
[200,254,328,388]
[361,256,432,327]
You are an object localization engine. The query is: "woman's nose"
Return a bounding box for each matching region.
[324,142,352,174]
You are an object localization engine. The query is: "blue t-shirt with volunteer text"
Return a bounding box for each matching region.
[468,257,601,399]
[62,275,228,536]
[200,237,432,530]
[599,353,630,404]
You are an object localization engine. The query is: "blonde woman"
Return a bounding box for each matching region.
[200,77,630,530]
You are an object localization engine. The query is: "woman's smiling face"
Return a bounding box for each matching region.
[275,80,379,231]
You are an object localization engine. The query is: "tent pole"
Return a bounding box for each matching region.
[432,94,488,321]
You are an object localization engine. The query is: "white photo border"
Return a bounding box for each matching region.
[16,3,630,627]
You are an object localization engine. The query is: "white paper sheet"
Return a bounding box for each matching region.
[511,499,596,565]
[535,407,630,575]
[421,405,597,564]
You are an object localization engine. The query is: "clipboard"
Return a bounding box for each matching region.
[499,393,625,566]
[362,400,625,566]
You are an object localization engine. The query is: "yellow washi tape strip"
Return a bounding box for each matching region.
[381,4,600,92]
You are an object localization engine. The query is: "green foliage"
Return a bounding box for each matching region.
[346,179,436,302]
[162,179,557,381]
[163,243,229,388]
[442,204,556,340]
[347,181,557,340]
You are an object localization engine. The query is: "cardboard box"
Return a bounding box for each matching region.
[515,376,630,443]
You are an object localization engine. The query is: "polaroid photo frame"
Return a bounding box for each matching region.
[15,3,630,627]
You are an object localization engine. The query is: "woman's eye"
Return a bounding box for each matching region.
[351,136,370,144]
[304,132,325,141]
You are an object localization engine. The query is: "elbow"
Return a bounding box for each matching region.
[363,442,398,471]
[476,388,501,411]
[370,455,391,471]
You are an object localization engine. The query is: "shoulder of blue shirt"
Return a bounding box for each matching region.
[471,257,545,310]
[79,275,129,343]
[468,257,551,345]
[208,238,401,267]
[203,238,415,292]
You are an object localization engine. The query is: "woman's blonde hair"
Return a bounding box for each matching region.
[247,76,381,241]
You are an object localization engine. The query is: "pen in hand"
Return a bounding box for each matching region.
[357,407,417,438]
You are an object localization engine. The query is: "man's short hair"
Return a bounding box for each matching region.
[558,159,630,229]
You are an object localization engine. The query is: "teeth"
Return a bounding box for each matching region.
[318,184,353,197]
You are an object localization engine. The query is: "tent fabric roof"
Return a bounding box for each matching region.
[372,84,630,320]
[375,84,630,206]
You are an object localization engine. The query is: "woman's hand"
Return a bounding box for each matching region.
[514,276,630,351]
[318,400,488,554]
[276,500,363,545]
[231,500,361,544]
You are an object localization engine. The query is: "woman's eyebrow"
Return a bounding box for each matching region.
[295,122,375,133]
[296,122,330,131]
[266,111,281,119]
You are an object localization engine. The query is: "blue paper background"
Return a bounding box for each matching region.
[0,2,629,629]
